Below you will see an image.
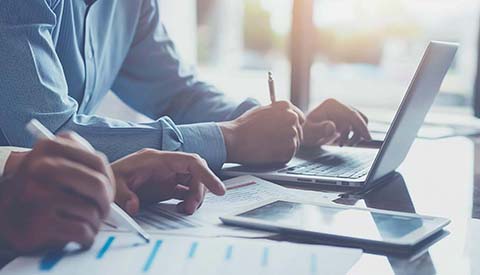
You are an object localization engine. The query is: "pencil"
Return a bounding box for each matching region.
[268,71,277,103]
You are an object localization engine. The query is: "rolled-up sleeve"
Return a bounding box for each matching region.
[0,148,13,177]
[0,0,230,170]
[111,0,260,168]
[0,147,30,177]
[0,0,259,170]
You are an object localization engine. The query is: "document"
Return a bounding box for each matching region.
[0,232,362,275]
[118,175,338,238]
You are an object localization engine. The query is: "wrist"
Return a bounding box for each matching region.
[218,121,240,163]
[4,151,28,176]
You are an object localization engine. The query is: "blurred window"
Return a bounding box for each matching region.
[309,0,480,112]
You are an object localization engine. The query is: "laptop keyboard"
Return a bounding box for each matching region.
[278,150,375,179]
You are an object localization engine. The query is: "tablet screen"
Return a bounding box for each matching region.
[237,201,437,242]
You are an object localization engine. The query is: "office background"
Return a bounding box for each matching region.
[97,0,480,123]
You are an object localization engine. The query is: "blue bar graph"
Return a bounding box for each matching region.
[142,240,163,273]
[96,236,115,259]
[188,242,198,259]
[40,250,65,271]
[261,247,269,267]
[310,254,317,275]
[225,245,233,261]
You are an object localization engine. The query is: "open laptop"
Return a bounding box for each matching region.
[222,41,458,188]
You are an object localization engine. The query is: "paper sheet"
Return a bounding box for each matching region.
[0,232,362,275]
[119,176,338,238]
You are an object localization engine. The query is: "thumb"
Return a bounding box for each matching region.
[316,120,336,138]
[304,120,338,146]
[115,179,140,215]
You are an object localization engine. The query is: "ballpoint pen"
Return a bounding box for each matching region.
[268,71,277,103]
[26,119,151,243]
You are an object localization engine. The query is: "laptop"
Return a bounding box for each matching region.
[222,41,458,188]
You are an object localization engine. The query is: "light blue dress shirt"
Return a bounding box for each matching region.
[0,0,258,170]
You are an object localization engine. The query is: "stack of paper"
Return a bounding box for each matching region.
[0,232,362,275]
[129,175,339,238]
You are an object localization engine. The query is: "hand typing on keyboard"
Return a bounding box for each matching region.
[302,99,372,148]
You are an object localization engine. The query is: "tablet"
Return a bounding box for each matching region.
[220,200,450,252]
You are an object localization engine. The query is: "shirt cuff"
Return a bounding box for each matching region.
[177,123,226,171]
[0,147,30,177]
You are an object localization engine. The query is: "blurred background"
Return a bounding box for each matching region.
[98,0,480,127]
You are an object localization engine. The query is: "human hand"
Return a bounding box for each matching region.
[302,99,371,147]
[0,133,115,253]
[112,149,226,215]
[219,101,305,165]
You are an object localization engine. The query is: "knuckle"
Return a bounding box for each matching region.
[34,139,57,152]
[95,183,111,213]
[86,206,102,227]
[285,111,298,124]
[29,157,56,175]
[324,98,338,105]
[96,151,109,164]
[138,148,156,156]
[275,100,290,109]
[92,153,108,170]
[91,173,109,192]
[60,131,77,140]
[287,127,298,138]
[187,153,202,162]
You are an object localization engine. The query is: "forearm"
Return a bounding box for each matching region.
[57,115,227,170]
[162,82,261,124]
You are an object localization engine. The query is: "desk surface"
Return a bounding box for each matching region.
[1,137,478,274]
[288,137,480,275]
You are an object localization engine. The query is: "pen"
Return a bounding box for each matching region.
[268,71,277,103]
[26,119,151,243]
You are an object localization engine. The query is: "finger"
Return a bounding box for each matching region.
[338,126,352,147]
[173,185,190,200]
[294,121,304,144]
[176,173,192,186]
[115,179,140,215]
[32,158,112,218]
[59,132,116,193]
[289,104,306,125]
[311,120,336,139]
[183,157,226,195]
[345,132,363,147]
[317,132,341,146]
[347,111,372,141]
[57,131,95,152]
[304,120,337,146]
[180,180,205,215]
[53,193,102,233]
[350,107,369,124]
[34,138,114,192]
[51,218,96,249]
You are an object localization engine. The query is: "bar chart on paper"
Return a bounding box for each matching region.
[0,232,362,275]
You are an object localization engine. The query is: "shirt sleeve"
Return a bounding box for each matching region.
[0,147,30,177]
[111,0,260,157]
[0,148,12,177]
[0,0,258,170]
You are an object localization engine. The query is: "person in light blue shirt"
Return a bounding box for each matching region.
[0,0,371,171]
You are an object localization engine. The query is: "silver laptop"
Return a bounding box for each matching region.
[222,41,458,188]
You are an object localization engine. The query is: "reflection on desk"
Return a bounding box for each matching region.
[340,137,479,275]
